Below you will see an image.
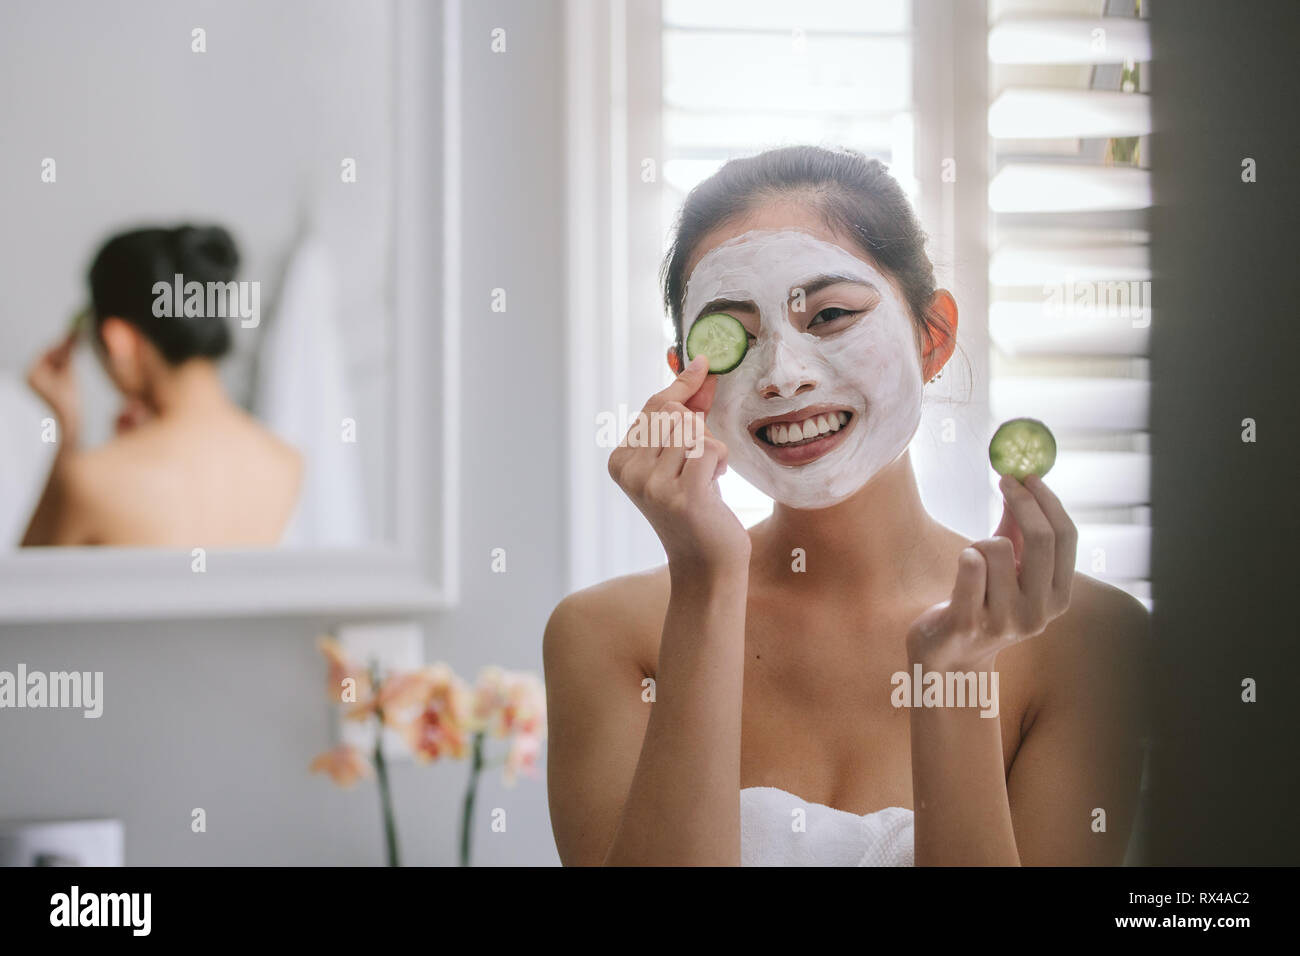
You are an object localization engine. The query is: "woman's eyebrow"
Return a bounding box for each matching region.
[694,297,758,320]
[789,274,878,298]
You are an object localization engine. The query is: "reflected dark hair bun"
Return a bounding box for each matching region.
[173,225,239,280]
[88,224,241,364]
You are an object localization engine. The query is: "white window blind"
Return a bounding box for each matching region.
[660,0,917,528]
[987,0,1152,608]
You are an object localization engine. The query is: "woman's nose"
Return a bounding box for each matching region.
[758,341,817,399]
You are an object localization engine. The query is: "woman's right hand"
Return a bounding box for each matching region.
[607,355,751,576]
[26,330,82,442]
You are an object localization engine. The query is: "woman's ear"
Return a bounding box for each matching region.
[666,347,681,375]
[97,317,149,395]
[98,317,140,361]
[920,290,958,382]
[98,317,126,349]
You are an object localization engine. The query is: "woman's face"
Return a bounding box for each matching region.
[680,207,925,510]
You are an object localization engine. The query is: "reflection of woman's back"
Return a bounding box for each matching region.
[22,225,302,547]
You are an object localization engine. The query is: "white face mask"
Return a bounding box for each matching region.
[681,228,924,510]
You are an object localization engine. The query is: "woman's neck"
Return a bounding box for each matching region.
[749,449,952,598]
[144,359,231,418]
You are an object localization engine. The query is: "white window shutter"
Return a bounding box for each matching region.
[987,0,1152,608]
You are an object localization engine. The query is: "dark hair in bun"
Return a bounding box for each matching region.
[88,224,240,364]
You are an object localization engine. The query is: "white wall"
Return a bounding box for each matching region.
[0,0,568,866]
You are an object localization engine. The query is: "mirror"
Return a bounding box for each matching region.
[2,0,397,549]
[0,0,457,617]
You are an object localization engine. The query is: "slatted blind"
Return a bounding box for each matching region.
[660,0,916,528]
[987,0,1152,608]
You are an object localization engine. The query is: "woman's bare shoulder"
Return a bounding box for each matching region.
[59,431,164,496]
[232,407,301,463]
[246,420,303,489]
[544,565,671,675]
[1046,573,1150,660]
[1005,572,1153,728]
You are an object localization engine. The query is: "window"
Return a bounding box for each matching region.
[987,0,1152,609]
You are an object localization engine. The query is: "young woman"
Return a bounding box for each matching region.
[22,225,301,547]
[544,146,1151,866]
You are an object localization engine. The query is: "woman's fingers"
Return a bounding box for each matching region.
[930,478,1080,661]
[1022,474,1078,610]
[54,330,78,360]
[949,546,987,633]
[684,372,718,416]
[645,354,709,415]
[610,398,710,492]
[997,474,1055,603]
[652,407,691,479]
[681,434,727,489]
[970,536,1018,634]
[991,498,1023,571]
[35,332,77,371]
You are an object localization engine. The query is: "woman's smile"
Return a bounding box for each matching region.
[748,404,859,466]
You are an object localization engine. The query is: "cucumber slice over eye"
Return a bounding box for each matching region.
[989,417,1057,480]
[685,312,749,373]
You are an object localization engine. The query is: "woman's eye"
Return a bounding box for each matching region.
[808,307,857,328]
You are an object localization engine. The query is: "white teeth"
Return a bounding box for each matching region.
[765,412,853,445]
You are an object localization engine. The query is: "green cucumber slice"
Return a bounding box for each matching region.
[989,417,1057,480]
[685,312,749,373]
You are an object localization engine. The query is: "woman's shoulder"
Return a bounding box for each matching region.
[1002,571,1150,676]
[61,429,166,492]
[544,565,671,673]
[1048,572,1150,656]
[1003,571,1153,729]
[547,565,672,632]
[42,437,172,544]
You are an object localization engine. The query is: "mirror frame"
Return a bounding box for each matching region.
[0,0,461,623]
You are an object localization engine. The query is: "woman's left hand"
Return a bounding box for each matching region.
[906,473,1078,671]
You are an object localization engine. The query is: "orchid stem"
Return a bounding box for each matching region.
[459,731,485,867]
[373,730,400,867]
[371,662,401,868]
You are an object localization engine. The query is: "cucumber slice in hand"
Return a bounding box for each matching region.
[989,417,1057,480]
[685,312,749,373]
